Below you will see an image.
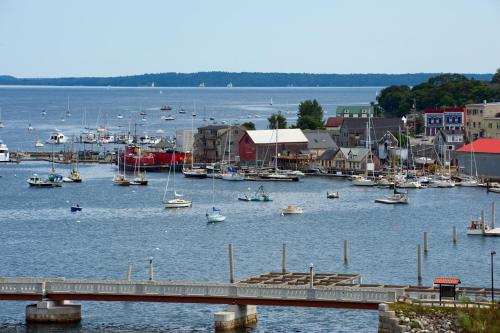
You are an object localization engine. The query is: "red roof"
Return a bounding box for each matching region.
[457,139,500,154]
[433,277,461,285]
[423,108,464,114]
[326,117,344,128]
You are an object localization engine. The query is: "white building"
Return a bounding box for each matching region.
[176,129,195,153]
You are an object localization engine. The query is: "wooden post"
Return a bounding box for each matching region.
[281,243,287,274]
[492,202,496,229]
[417,244,422,285]
[127,263,132,281]
[148,257,154,281]
[452,225,457,243]
[343,240,348,264]
[309,264,314,289]
[481,210,485,234]
[423,232,428,255]
[229,244,235,283]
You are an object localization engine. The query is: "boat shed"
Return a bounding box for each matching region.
[238,129,308,165]
[456,138,500,180]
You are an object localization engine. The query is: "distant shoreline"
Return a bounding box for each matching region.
[0,72,493,88]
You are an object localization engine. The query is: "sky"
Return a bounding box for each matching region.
[0,0,499,77]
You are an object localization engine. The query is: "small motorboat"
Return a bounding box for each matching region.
[238,186,272,202]
[487,182,500,194]
[70,205,82,212]
[327,191,339,199]
[130,173,148,186]
[27,174,61,188]
[164,115,175,121]
[281,205,303,215]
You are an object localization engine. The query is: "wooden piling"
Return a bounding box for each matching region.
[492,202,496,229]
[343,240,348,264]
[452,225,457,243]
[423,232,428,255]
[229,244,235,283]
[148,257,154,281]
[417,244,422,285]
[127,263,132,281]
[281,243,287,273]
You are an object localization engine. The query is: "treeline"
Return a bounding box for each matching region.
[0,72,493,87]
[377,71,500,117]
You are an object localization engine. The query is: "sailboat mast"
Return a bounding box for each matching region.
[228,122,231,165]
[191,114,194,169]
[275,116,278,171]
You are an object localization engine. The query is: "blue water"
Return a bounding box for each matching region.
[0,87,498,332]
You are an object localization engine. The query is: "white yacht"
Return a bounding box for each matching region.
[46,130,67,144]
[351,175,375,186]
[0,140,9,162]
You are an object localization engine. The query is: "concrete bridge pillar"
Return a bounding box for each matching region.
[214,304,257,331]
[26,301,81,323]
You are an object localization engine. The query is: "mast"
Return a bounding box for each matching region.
[228,122,231,165]
[191,113,195,169]
[275,115,279,171]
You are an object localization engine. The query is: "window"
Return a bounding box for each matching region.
[478,122,481,127]
[489,123,493,129]
[473,122,476,128]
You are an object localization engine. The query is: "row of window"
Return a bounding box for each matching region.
[468,121,500,129]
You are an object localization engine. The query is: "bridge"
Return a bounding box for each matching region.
[1,272,497,331]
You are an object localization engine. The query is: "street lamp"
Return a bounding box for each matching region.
[492,251,496,304]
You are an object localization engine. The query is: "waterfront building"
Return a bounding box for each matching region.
[434,128,465,159]
[423,107,465,137]
[338,117,402,148]
[456,138,500,180]
[238,129,308,166]
[193,125,245,163]
[175,129,195,153]
[216,126,245,163]
[303,130,338,158]
[465,102,500,140]
[325,117,344,143]
[335,105,374,118]
[377,131,399,162]
[318,147,380,172]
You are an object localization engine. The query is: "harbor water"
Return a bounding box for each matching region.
[0,87,498,332]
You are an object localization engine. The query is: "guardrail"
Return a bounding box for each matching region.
[0,278,398,304]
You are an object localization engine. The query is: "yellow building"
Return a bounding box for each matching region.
[465,102,500,140]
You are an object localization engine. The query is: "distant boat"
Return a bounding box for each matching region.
[66,97,72,117]
[35,140,44,148]
[0,107,4,128]
[238,186,272,202]
[269,97,273,105]
[163,148,191,208]
[206,163,226,222]
[327,192,339,199]
[46,130,67,144]
[281,205,303,215]
[375,188,409,204]
[0,140,9,162]
[199,82,205,87]
[227,82,233,88]
[164,115,175,121]
[41,110,47,116]
[27,174,61,188]
[467,204,500,236]
[161,105,172,111]
[70,204,82,212]
[28,123,34,131]
[117,114,124,119]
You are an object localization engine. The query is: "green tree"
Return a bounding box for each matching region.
[296,99,324,130]
[493,68,500,84]
[241,122,255,130]
[376,85,412,117]
[267,113,287,129]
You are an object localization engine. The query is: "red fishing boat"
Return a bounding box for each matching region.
[119,145,190,171]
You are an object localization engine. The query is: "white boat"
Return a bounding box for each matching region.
[117,114,124,119]
[397,179,422,189]
[28,123,34,131]
[35,140,44,148]
[281,205,303,215]
[414,157,435,166]
[459,178,482,187]
[46,130,67,144]
[327,192,339,199]
[375,177,394,187]
[0,140,9,162]
[375,189,409,204]
[130,148,148,186]
[113,148,130,186]
[431,179,455,188]
[163,148,191,208]
[27,174,61,187]
[352,175,375,186]
[0,107,4,128]
[206,163,225,222]
[221,172,245,181]
[164,115,175,121]
[467,203,500,236]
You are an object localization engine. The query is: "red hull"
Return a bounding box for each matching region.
[119,146,190,171]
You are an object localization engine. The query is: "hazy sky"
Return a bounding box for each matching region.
[1,0,499,77]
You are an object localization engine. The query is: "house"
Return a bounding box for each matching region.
[303,130,338,158]
[377,131,400,161]
[456,138,500,180]
[336,105,374,118]
[325,117,344,143]
[465,102,500,140]
[424,108,465,137]
[238,129,308,166]
[338,117,402,148]
[319,147,380,172]
[434,128,465,159]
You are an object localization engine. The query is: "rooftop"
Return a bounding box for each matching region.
[245,129,308,144]
[423,107,464,114]
[325,117,344,128]
[303,130,338,149]
[456,138,500,154]
[433,277,461,285]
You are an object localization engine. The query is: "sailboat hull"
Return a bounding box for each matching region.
[163,199,192,208]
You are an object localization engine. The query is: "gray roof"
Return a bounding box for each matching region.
[338,148,369,162]
[341,118,402,140]
[303,130,338,149]
[318,148,340,160]
[198,125,229,131]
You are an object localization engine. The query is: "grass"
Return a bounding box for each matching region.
[389,303,500,333]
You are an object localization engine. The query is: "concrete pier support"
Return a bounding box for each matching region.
[214,305,257,331]
[26,301,81,323]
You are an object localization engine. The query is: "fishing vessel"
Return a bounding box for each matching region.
[238,186,272,202]
[467,203,500,236]
[66,153,82,183]
[27,174,61,187]
[70,204,82,212]
[0,140,9,162]
[327,191,339,199]
[281,205,303,215]
[120,145,188,171]
[160,105,172,111]
[46,130,67,144]
[163,149,191,208]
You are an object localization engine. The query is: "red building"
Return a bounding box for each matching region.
[424,108,465,136]
[239,129,308,165]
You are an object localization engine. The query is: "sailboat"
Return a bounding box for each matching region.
[206,164,226,222]
[352,121,375,186]
[35,130,44,148]
[0,107,4,128]
[66,149,82,183]
[131,146,148,185]
[112,148,130,186]
[459,141,482,187]
[221,123,244,181]
[163,148,192,208]
[183,114,207,178]
[431,148,455,188]
[65,97,72,117]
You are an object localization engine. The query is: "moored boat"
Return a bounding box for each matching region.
[70,204,82,212]
[46,130,67,144]
[27,174,61,187]
[238,186,272,202]
[327,191,339,199]
[0,140,9,162]
[281,205,303,215]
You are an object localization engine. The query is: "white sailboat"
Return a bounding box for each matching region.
[0,107,4,128]
[352,121,375,186]
[130,147,148,186]
[221,123,244,181]
[163,148,191,208]
[206,164,226,222]
[183,113,207,178]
